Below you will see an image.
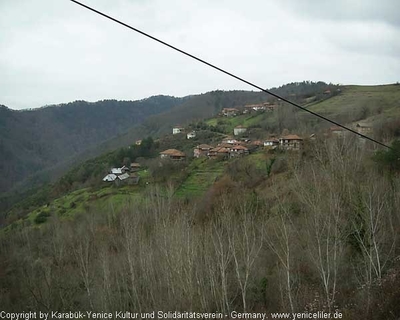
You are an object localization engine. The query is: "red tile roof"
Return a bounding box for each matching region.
[265,138,279,142]
[231,145,248,151]
[197,144,213,149]
[160,149,185,157]
[210,147,230,153]
[281,134,303,140]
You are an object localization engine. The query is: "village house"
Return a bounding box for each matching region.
[234,125,247,136]
[120,165,130,173]
[103,167,140,186]
[229,145,249,158]
[208,146,230,159]
[103,173,117,182]
[218,143,235,148]
[187,131,196,139]
[130,162,141,172]
[221,108,239,117]
[279,134,303,151]
[135,139,142,145]
[160,149,186,161]
[114,173,130,186]
[111,167,123,175]
[172,126,184,135]
[221,137,239,145]
[243,102,276,113]
[264,138,279,148]
[355,123,372,135]
[194,144,213,158]
[329,126,347,137]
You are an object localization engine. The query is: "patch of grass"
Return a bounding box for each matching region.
[175,159,224,198]
[8,184,142,231]
[308,85,400,121]
[206,118,218,126]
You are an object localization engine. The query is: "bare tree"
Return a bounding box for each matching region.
[263,202,295,313]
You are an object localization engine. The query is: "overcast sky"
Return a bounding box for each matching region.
[1,0,399,110]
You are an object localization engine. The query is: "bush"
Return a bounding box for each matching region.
[34,211,50,224]
[374,140,400,173]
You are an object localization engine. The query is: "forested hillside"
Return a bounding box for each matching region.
[3,82,399,217]
[1,130,400,318]
[1,83,400,317]
[0,81,340,198]
[0,96,183,194]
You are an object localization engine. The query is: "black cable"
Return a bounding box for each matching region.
[70,0,391,150]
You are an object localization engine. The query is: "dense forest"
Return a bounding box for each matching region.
[0,96,184,194]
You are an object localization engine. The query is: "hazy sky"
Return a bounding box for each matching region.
[1,0,399,110]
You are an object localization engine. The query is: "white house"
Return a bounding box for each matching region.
[264,138,279,148]
[187,131,196,139]
[221,137,239,144]
[103,174,117,182]
[111,168,122,175]
[234,125,247,136]
[173,126,184,134]
[279,135,303,151]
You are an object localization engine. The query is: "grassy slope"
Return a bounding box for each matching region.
[307,84,400,121]
[3,84,400,233]
[1,169,153,234]
[175,158,225,198]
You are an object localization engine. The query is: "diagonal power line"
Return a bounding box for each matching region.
[70,0,391,149]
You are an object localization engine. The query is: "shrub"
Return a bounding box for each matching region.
[34,211,50,224]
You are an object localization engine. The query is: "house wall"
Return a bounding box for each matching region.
[173,128,183,134]
[234,128,247,136]
[280,139,302,150]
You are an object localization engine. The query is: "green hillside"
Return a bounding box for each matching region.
[3,83,400,223]
[175,158,225,198]
[1,83,400,317]
[307,84,400,122]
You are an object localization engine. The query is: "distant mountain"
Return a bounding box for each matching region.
[0,96,184,194]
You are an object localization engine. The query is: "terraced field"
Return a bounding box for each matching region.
[175,159,225,198]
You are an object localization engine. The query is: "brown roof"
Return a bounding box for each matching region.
[218,143,232,148]
[265,138,279,142]
[235,125,247,129]
[160,149,185,157]
[281,134,303,140]
[356,123,371,128]
[197,144,213,150]
[245,103,264,108]
[210,147,230,153]
[251,140,263,145]
[130,162,141,167]
[231,145,248,151]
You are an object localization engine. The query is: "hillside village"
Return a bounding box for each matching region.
[177,100,372,157]
[2,84,400,318]
[102,99,374,186]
